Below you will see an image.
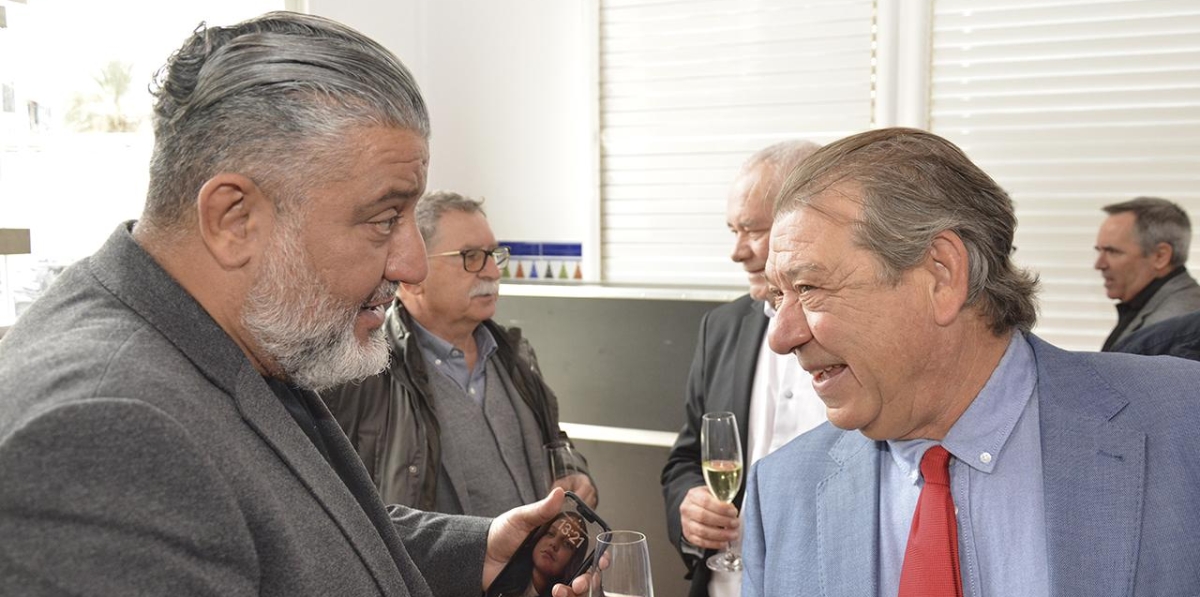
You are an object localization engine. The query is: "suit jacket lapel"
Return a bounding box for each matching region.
[817,432,880,597]
[1127,278,1170,333]
[232,367,409,595]
[1127,273,1196,335]
[93,226,408,595]
[731,302,768,447]
[1032,337,1145,597]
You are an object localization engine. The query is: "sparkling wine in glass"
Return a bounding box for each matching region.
[701,411,743,572]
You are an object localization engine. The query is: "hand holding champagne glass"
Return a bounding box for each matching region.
[701,411,743,572]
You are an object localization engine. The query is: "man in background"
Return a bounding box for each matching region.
[661,140,825,597]
[0,12,585,596]
[743,127,1200,596]
[325,191,596,516]
[1094,196,1200,350]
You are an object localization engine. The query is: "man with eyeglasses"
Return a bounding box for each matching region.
[324,191,597,516]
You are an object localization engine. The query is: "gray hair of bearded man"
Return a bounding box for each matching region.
[141,11,428,234]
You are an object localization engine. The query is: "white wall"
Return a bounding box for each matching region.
[306,0,595,257]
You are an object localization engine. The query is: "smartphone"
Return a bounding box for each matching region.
[484,491,611,597]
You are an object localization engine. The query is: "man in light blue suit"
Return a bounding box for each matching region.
[742,127,1200,597]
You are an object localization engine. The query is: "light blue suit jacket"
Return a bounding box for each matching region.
[742,335,1200,597]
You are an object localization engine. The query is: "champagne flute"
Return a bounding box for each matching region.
[592,530,654,597]
[701,411,743,572]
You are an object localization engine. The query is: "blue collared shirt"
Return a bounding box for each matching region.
[409,318,498,406]
[879,331,1050,597]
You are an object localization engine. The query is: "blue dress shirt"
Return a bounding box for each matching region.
[879,332,1050,597]
[409,319,498,406]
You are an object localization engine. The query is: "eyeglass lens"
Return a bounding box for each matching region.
[463,247,509,272]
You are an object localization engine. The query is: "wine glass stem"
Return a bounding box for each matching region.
[725,529,742,568]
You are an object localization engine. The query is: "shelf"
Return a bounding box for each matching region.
[498,281,743,302]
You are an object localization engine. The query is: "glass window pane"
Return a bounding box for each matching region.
[0,0,283,324]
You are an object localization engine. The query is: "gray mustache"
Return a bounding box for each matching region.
[470,280,500,298]
[368,283,399,305]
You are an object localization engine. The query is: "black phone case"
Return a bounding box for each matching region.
[484,492,610,597]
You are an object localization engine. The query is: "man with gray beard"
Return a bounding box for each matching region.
[0,12,589,597]
[325,192,597,516]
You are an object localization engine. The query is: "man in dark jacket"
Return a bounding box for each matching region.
[1095,197,1200,350]
[324,191,596,516]
[1113,308,1200,361]
[661,140,824,597]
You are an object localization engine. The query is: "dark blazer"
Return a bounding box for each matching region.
[661,294,766,596]
[324,302,589,513]
[1112,309,1200,361]
[0,223,490,596]
[742,334,1200,597]
[1107,270,1200,348]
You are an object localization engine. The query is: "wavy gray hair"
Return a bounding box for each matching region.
[142,11,428,231]
[775,127,1039,335]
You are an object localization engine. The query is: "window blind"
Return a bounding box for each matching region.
[598,0,877,287]
[929,0,1200,350]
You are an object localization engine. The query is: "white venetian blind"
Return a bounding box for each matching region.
[598,0,877,287]
[929,0,1200,351]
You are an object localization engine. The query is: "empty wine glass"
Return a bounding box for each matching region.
[701,411,743,572]
[543,439,585,494]
[592,530,654,597]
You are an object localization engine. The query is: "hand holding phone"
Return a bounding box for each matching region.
[485,491,610,597]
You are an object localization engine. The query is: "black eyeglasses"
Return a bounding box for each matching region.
[428,246,510,273]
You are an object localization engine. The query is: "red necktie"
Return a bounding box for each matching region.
[897,445,963,597]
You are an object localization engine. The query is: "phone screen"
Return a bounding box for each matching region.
[485,492,610,597]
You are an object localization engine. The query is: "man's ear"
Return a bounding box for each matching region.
[923,230,971,327]
[196,173,271,270]
[1150,241,1174,271]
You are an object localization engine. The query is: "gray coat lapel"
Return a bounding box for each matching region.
[1031,337,1145,597]
[502,366,551,502]
[1122,272,1200,343]
[487,362,542,504]
[232,369,409,594]
[95,224,408,595]
[817,432,880,597]
[1127,275,1177,333]
[435,413,473,512]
